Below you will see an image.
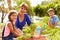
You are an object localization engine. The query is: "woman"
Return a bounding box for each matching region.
[2,10,23,40]
[15,2,32,30]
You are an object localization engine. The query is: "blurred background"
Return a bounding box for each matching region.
[0,0,60,23]
[0,0,60,40]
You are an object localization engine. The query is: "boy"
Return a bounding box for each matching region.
[48,8,59,28]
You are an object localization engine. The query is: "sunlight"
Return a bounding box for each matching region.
[4,0,44,8]
[29,0,44,6]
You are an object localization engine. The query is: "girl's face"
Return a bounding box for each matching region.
[10,13,17,21]
[19,6,26,14]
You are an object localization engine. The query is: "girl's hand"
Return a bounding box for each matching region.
[23,22,28,29]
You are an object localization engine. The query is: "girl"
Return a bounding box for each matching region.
[2,10,23,40]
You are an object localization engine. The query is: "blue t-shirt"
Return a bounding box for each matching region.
[15,14,31,30]
[49,15,59,25]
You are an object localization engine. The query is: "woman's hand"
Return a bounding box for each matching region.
[23,22,28,29]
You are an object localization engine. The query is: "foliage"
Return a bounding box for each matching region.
[46,28,60,40]
[22,23,36,35]
[42,16,49,24]
[22,27,31,34]
[34,4,47,17]
[16,23,36,40]
[34,1,60,19]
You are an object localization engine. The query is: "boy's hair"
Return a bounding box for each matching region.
[48,8,54,12]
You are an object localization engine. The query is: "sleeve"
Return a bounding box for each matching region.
[26,14,32,25]
[15,20,19,29]
[55,15,59,23]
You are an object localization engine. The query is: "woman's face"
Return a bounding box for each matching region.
[19,6,26,14]
[10,13,17,21]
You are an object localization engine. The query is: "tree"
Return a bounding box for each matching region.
[52,0,60,4]
[0,0,12,23]
[1,4,4,23]
[41,0,52,5]
[0,0,4,23]
[7,0,12,10]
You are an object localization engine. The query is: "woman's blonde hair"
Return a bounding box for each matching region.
[20,2,28,10]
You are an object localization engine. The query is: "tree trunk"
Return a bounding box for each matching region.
[1,4,4,23]
[1,9,4,23]
[7,0,12,10]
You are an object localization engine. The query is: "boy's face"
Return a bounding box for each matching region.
[48,10,54,17]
